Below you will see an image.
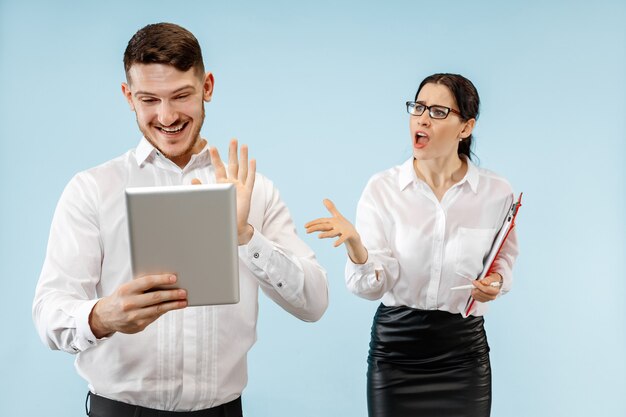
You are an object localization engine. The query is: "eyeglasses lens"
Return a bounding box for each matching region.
[429,106,449,119]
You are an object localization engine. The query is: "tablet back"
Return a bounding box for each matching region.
[125,184,239,306]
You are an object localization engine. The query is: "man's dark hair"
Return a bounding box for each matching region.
[124,23,205,80]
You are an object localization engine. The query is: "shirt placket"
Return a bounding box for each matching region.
[152,153,183,183]
[154,153,211,409]
[182,154,213,185]
[426,203,446,309]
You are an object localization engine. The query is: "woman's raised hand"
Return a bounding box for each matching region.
[305,199,368,264]
[305,199,357,247]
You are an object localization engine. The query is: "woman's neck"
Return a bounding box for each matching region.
[413,155,467,200]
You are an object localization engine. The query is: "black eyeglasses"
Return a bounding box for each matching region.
[406,101,462,120]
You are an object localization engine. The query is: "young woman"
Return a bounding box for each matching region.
[306,73,519,417]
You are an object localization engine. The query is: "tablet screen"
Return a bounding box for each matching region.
[125,183,239,306]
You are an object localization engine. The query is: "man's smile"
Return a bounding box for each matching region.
[156,121,189,136]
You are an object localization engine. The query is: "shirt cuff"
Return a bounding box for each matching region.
[345,258,382,289]
[71,299,104,352]
[238,228,305,306]
[238,227,281,289]
[491,266,512,296]
[238,227,273,271]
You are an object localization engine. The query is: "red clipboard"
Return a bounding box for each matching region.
[462,192,523,318]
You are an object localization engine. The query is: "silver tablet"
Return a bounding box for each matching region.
[125,183,239,306]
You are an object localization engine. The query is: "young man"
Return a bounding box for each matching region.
[33,22,328,417]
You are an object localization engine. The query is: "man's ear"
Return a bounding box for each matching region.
[121,83,135,111]
[460,118,475,139]
[203,72,215,102]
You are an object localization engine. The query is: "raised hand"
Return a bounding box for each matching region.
[209,139,256,245]
[305,199,368,264]
[89,274,188,338]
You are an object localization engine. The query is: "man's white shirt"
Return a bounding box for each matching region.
[33,138,328,411]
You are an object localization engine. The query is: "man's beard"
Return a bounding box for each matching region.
[139,105,205,160]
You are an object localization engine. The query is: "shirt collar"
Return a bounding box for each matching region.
[397,155,480,193]
[134,137,156,166]
[133,137,212,167]
[398,157,417,191]
[463,156,480,193]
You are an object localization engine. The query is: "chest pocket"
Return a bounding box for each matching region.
[454,227,496,280]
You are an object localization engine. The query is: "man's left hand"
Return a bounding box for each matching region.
[208,139,256,245]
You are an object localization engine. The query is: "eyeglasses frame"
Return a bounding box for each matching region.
[405,101,463,120]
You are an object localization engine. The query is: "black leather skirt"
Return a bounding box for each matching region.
[367,304,492,417]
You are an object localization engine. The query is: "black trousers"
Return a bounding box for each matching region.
[86,392,243,417]
[367,304,492,417]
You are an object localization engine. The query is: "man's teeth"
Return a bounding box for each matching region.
[417,132,427,137]
[160,124,185,133]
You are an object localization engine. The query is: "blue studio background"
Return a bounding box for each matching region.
[1,1,625,416]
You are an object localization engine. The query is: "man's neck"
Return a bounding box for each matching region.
[168,138,207,169]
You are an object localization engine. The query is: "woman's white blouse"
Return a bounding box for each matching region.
[345,157,519,316]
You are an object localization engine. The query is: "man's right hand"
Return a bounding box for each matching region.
[89,274,188,339]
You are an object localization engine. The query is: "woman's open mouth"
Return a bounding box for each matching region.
[414,131,430,149]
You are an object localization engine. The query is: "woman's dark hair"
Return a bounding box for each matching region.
[414,73,480,160]
[123,23,205,82]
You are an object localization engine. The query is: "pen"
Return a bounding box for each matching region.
[451,282,501,291]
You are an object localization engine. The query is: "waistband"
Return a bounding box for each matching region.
[369,304,489,366]
[86,392,243,417]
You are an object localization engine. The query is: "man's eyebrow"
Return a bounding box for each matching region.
[134,85,197,96]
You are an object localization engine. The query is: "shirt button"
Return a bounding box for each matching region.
[253,253,260,259]
[277,282,283,288]
[87,340,94,345]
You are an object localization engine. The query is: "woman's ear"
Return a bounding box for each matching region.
[460,118,475,139]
